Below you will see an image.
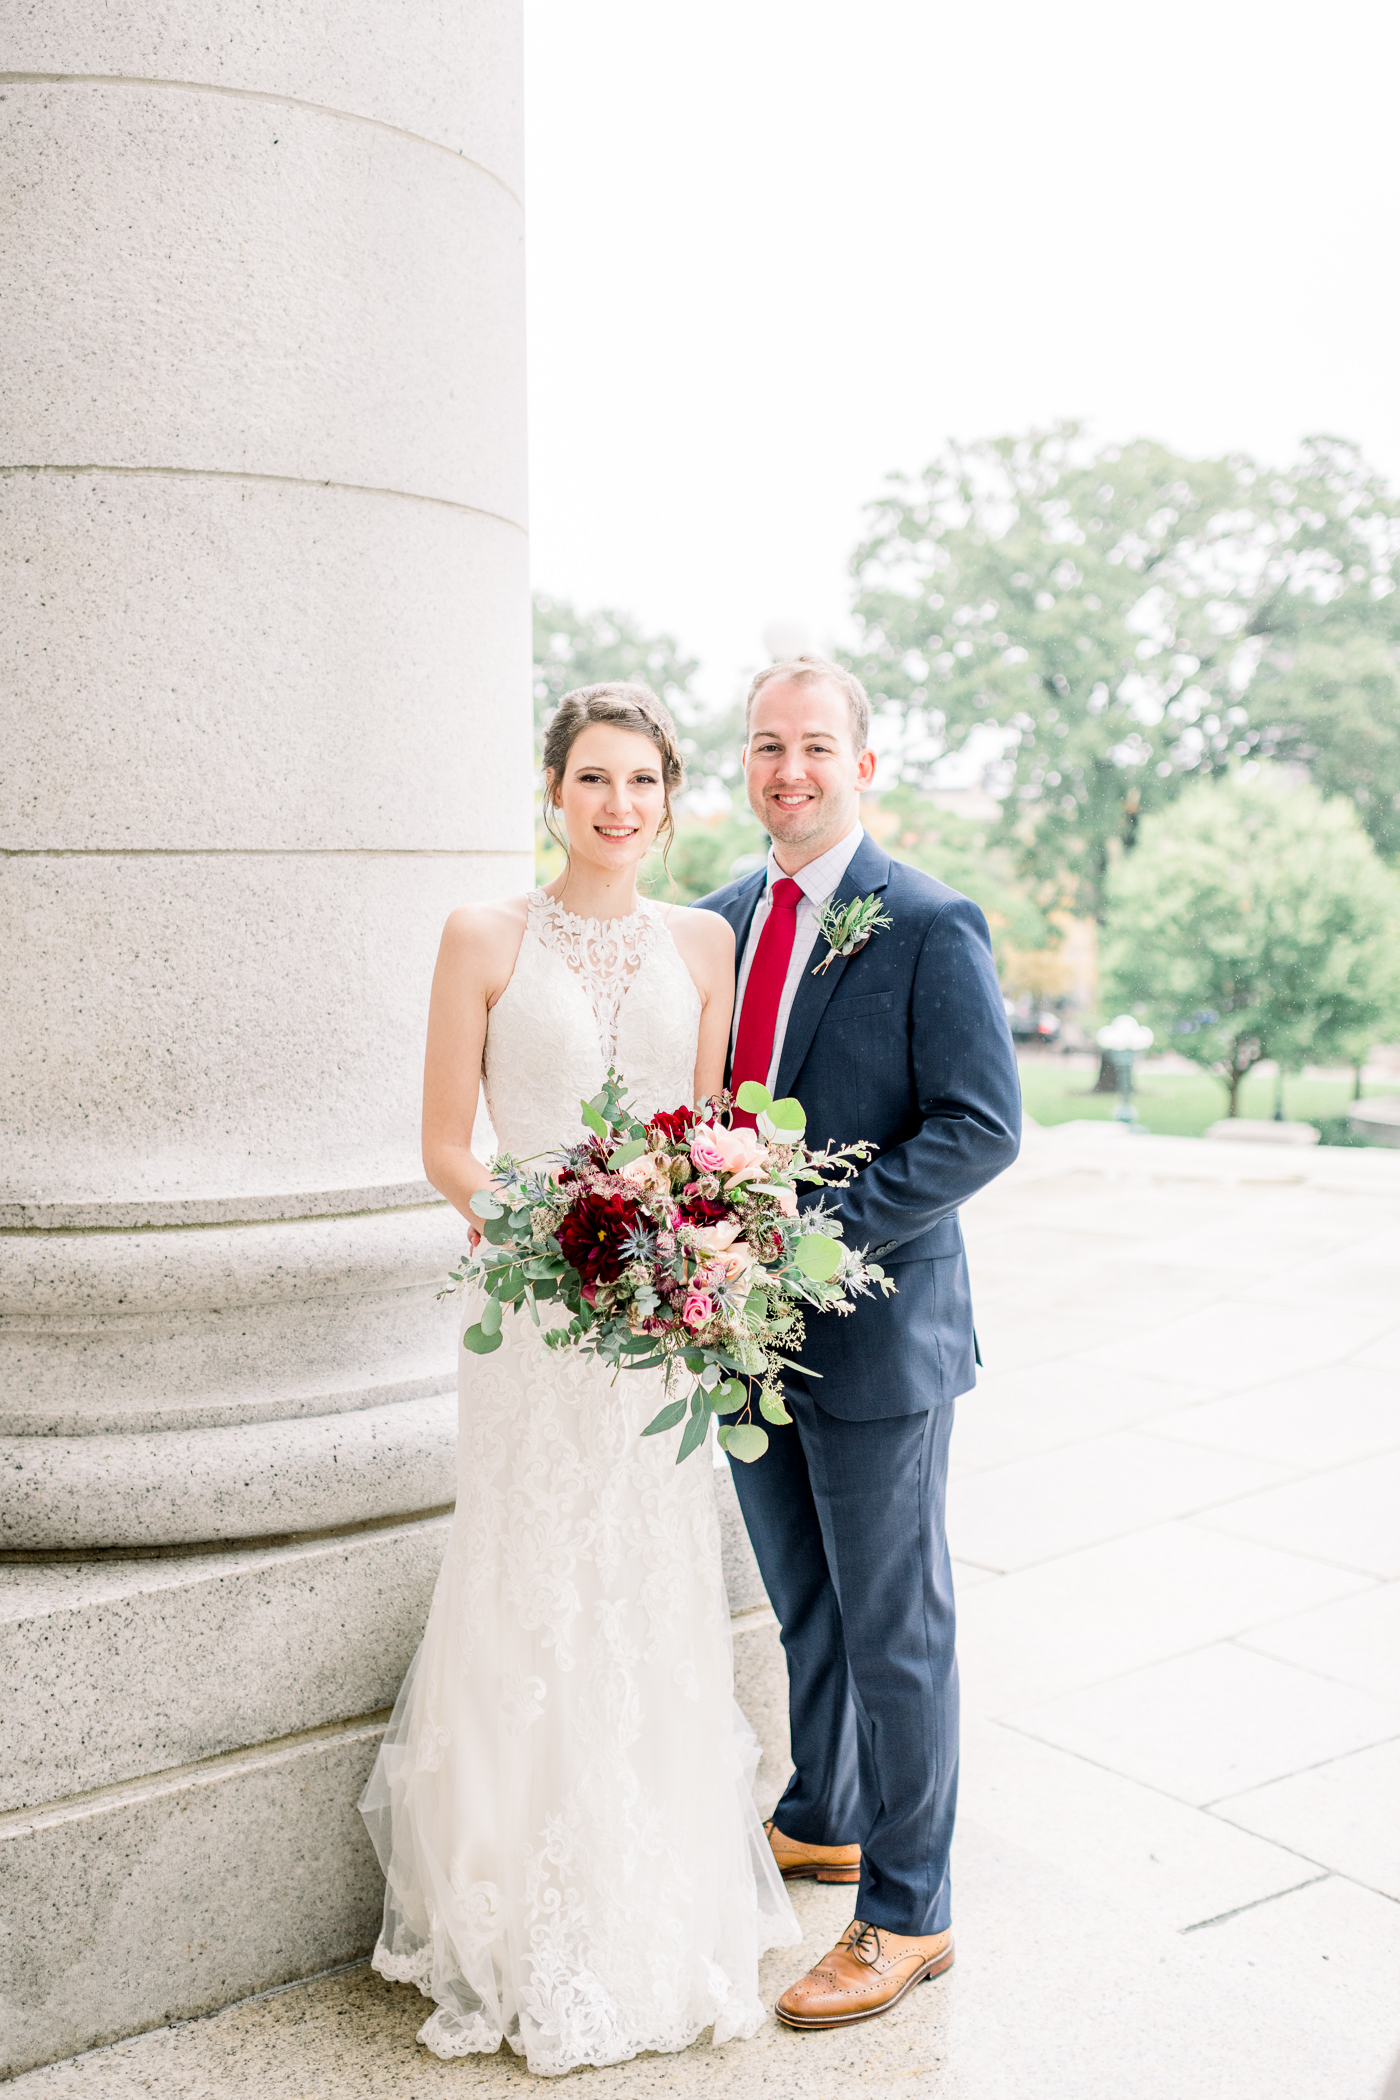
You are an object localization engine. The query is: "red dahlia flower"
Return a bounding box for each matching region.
[556,1189,642,1285]
[648,1106,698,1143]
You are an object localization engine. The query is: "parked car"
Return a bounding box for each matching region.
[1004,997,1060,1044]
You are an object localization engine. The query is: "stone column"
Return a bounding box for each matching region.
[0,5,528,2073]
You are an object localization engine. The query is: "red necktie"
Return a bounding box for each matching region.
[731,877,804,1126]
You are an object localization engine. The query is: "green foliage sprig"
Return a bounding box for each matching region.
[812,894,894,974]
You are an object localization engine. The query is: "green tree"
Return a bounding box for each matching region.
[846,428,1400,920]
[867,785,1051,974]
[1100,773,1400,1116]
[532,594,700,740]
[1246,633,1400,864]
[532,592,746,795]
[639,809,768,905]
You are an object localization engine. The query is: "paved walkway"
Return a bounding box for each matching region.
[13,1121,1400,2098]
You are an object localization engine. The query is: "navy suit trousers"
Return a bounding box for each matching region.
[729,1381,958,1935]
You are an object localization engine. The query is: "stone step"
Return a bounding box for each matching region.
[0,1713,389,2079]
[0,1516,449,1811]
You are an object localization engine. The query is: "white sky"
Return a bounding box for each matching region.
[524,0,1400,712]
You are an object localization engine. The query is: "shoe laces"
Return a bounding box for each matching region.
[844,1920,884,1967]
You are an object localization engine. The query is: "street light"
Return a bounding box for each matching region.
[1096,1014,1155,1129]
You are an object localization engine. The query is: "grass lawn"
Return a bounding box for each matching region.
[1017,1060,1391,1142]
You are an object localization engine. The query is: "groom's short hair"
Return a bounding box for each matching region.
[745,654,872,753]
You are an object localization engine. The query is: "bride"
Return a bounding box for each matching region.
[360,682,798,2073]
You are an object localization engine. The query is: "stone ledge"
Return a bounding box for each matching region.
[0,1393,458,1550]
[0,1516,449,1808]
[0,1205,464,1315]
[0,1182,444,1233]
[0,1715,388,2079]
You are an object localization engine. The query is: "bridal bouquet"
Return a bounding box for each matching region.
[446,1072,895,1463]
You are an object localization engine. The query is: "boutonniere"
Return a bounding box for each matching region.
[812,893,894,974]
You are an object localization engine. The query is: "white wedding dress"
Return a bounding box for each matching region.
[360,889,798,2075]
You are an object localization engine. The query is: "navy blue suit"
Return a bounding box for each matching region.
[698,832,1020,1933]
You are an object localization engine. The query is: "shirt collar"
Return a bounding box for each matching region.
[765,820,865,906]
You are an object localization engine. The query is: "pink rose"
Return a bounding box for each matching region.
[689,1129,726,1174]
[710,1125,771,1187]
[682,1289,713,1329]
[711,1126,765,1174]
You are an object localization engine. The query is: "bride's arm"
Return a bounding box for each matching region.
[667,906,736,1103]
[422,901,526,1233]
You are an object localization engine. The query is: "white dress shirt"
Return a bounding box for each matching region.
[732,821,865,1092]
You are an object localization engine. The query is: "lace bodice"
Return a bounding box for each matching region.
[483,889,701,1159]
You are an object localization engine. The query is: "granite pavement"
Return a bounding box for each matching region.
[10,1118,1400,2098]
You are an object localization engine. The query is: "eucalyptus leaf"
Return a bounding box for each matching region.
[724,1423,769,1464]
[470,1194,504,1220]
[580,1101,608,1140]
[607,1136,647,1170]
[676,1407,711,1464]
[767,1097,806,1132]
[479,1296,503,1337]
[735,1080,772,1113]
[711,1377,746,1416]
[641,1397,687,1437]
[462,1322,503,1355]
[795,1233,843,1281]
[759,1389,793,1425]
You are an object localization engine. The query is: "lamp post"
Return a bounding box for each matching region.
[1096,1015,1155,1128]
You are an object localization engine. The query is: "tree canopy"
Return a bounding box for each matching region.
[532,594,701,740]
[1099,773,1400,1113]
[846,428,1400,917]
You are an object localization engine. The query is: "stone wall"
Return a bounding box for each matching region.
[0,3,529,2073]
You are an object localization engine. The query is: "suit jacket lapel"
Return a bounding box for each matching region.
[725,869,767,964]
[774,833,892,1102]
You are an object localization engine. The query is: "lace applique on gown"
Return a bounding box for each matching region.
[360,891,798,2074]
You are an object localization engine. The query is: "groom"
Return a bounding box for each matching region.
[698,655,1020,2029]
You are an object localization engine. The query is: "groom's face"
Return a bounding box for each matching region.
[743,677,876,868]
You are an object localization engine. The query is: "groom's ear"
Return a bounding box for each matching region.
[857,747,878,789]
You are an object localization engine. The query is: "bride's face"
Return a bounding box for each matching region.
[550,724,668,873]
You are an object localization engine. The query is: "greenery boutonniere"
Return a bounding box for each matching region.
[812,893,894,974]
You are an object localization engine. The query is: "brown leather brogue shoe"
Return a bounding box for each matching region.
[764,1819,861,1885]
[774,1918,954,2029]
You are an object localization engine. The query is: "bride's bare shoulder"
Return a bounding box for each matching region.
[660,902,735,965]
[438,894,532,977]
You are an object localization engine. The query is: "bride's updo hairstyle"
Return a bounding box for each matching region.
[542,683,685,866]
